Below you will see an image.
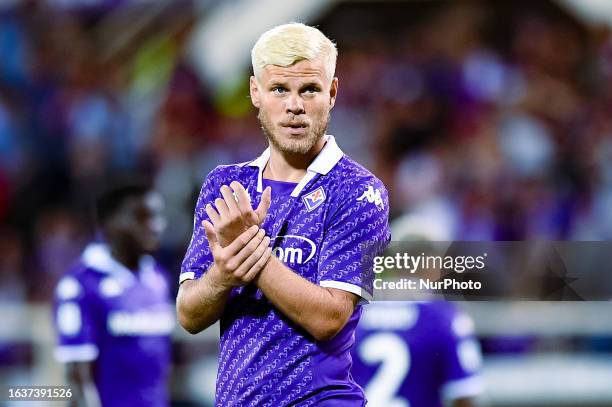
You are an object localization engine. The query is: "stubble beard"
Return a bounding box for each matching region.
[258,108,330,155]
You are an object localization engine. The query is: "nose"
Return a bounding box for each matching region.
[285,93,305,115]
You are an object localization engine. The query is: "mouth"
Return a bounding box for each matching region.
[281,122,308,136]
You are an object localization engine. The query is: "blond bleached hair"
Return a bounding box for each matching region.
[251,23,338,82]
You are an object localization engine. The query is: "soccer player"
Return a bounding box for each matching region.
[351,301,485,407]
[53,183,173,407]
[177,23,391,405]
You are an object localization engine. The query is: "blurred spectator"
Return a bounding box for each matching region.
[0,229,26,302]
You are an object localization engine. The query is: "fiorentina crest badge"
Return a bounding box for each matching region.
[302,186,326,212]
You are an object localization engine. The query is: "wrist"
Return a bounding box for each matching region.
[253,254,274,286]
[207,265,233,292]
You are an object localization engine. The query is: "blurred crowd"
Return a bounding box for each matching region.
[1,0,612,302]
[323,2,612,243]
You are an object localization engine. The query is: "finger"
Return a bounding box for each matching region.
[220,185,239,215]
[230,181,252,215]
[205,204,221,226]
[225,225,260,254]
[202,220,220,251]
[241,247,273,282]
[226,230,265,271]
[235,236,271,278]
[255,186,272,222]
[215,197,230,219]
[232,233,268,273]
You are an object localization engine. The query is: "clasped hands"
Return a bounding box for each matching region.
[203,181,273,289]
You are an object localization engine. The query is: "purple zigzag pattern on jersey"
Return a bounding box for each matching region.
[220,317,277,372]
[227,326,293,391]
[264,357,311,406]
[276,359,315,406]
[217,314,275,386]
[243,337,313,405]
[277,375,317,407]
[245,360,312,406]
[220,319,286,404]
[219,312,250,347]
[232,329,289,399]
[258,336,311,388]
[266,197,294,233]
[217,317,263,391]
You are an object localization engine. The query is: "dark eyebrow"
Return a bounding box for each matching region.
[267,81,322,90]
[300,82,321,88]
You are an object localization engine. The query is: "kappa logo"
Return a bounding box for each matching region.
[302,186,326,212]
[357,185,384,209]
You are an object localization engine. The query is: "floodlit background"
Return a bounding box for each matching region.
[1,0,612,406]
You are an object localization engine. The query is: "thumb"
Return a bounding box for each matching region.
[255,186,272,223]
[202,220,220,250]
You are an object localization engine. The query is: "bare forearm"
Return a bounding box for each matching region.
[67,382,100,407]
[254,257,356,341]
[453,398,480,407]
[66,363,101,407]
[177,266,232,334]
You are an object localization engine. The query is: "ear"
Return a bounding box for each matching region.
[329,77,338,109]
[250,76,261,109]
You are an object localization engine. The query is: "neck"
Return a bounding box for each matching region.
[109,242,140,272]
[264,138,326,182]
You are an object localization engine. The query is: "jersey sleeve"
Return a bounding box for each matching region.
[53,275,100,363]
[180,168,221,283]
[317,178,391,302]
[439,310,485,402]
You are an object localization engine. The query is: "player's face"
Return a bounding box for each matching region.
[111,192,167,254]
[250,58,338,155]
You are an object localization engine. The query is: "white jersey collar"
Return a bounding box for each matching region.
[246,134,344,197]
[82,243,156,287]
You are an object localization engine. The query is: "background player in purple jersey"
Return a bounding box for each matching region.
[177,23,391,405]
[53,183,174,407]
[351,301,485,407]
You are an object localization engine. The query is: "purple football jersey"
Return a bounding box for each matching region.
[181,135,391,406]
[54,243,174,407]
[351,302,484,407]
